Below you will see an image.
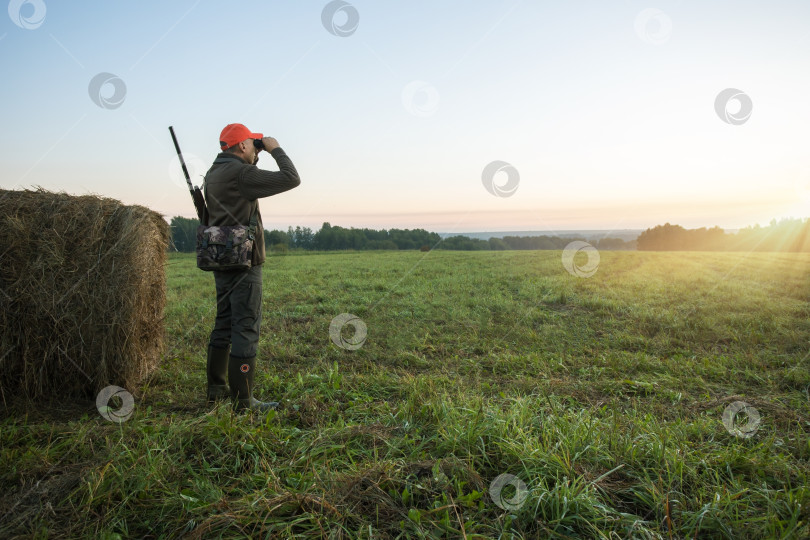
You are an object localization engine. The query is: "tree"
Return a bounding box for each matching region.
[265,229,290,249]
[596,237,633,250]
[169,216,198,252]
[637,223,689,250]
[488,237,509,250]
[635,220,810,252]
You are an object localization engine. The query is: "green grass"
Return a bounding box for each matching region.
[2,250,809,538]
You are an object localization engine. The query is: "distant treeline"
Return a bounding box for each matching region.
[169,217,810,253]
[637,218,810,251]
[168,219,635,252]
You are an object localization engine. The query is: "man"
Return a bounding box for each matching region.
[203,123,300,414]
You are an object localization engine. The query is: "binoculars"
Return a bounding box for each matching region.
[253,139,265,151]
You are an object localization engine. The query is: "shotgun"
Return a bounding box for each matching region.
[168,126,209,225]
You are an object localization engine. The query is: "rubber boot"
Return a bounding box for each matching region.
[206,345,231,404]
[228,355,278,414]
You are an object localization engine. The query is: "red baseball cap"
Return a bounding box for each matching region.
[219,123,263,149]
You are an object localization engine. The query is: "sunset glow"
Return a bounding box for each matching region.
[2,1,809,233]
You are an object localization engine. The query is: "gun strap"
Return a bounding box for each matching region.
[248,204,258,235]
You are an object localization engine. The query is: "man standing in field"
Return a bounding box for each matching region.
[204,123,301,414]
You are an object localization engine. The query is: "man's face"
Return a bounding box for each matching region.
[242,138,258,164]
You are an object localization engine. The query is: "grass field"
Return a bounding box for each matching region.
[2,249,809,539]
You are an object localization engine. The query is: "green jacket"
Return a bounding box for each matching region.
[203,148,300,266]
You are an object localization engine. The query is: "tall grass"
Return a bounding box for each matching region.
[1,250,808,538]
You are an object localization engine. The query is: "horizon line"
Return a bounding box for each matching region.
[163,214,808,234]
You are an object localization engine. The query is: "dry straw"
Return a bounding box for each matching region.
[0,188,169,404]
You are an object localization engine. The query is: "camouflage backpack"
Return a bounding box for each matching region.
[196,208,257,271]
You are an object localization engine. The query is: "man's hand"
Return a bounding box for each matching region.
[261,136,280,152]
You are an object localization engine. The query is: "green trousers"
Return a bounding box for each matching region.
[208,264,262,359]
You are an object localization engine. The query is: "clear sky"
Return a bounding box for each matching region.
[2,0,809,233]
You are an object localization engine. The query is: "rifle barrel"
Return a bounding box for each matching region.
[168,126,194,194]
[169,126,208,224]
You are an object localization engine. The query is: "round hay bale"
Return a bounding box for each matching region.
[0,188,169,403]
